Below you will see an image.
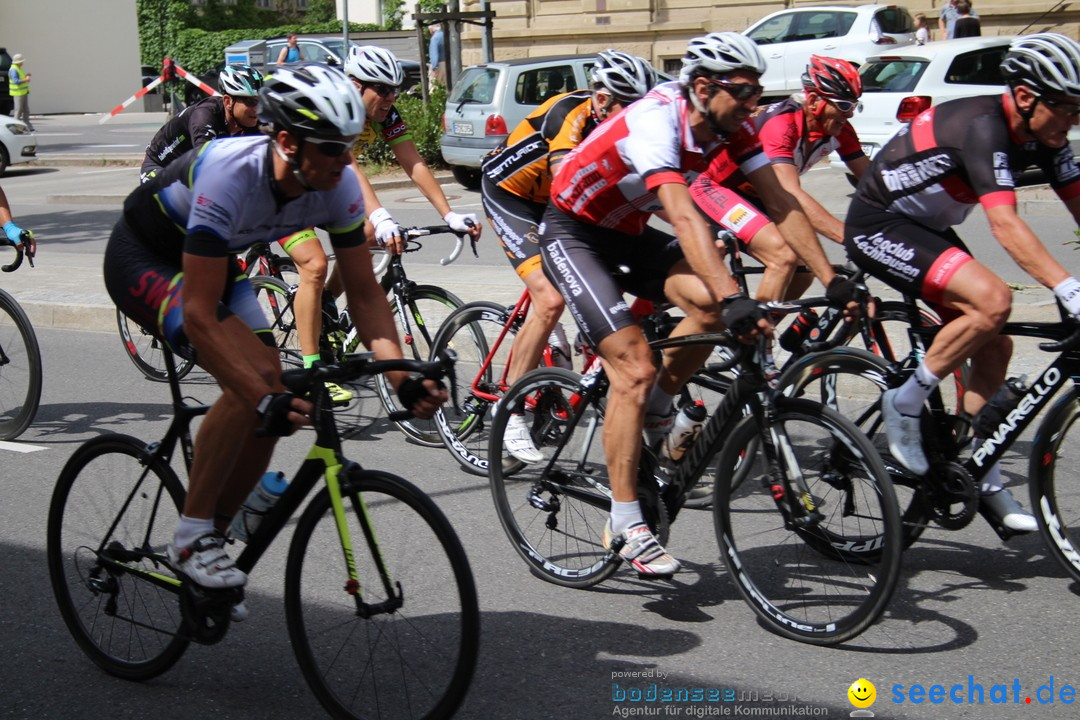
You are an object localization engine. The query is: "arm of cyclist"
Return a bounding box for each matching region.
[985,203,1080,313]
[657,181,769,339]
[771,162,845,244]
[0,184,33,256]
[352,158,405,255]
[334,242,448,417]
[391,139,481,240]
[181,249,312,432]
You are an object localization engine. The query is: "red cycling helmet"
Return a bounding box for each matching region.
[801,55,862,105]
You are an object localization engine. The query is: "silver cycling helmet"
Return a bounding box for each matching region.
[1001,32,1080,99]
[344,45,405,87]
[257,64,365,137]
[219,65,264,97]
[679,31,767,84]
[591,50,657,103]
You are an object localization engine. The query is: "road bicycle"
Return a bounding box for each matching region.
[115,237,390,384]
[47,347,480,719]
[0,233,42,440]
[776,295,1080,579]
[249,225,473,445]
[486,302,902,645]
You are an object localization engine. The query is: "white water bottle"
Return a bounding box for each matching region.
[230,471,288,542]
[661,402,707,463]
[547,323,573,370]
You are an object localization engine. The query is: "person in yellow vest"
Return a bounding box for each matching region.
[9,54,32,130]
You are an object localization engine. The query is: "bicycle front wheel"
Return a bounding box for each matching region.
[431,301,512,476]
[375,285,463,446]
[713,398,902,645]
[0,288,42,440]
[116,308,194,383]
[249,274,301,367]
[285,470,480,720]
[1030,388,1080,584]
[47,434,189,680]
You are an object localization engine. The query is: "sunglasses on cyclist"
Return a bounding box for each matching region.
[1039,95,1080,118]
[705,78,764,101]
[305,136,356,158]
[231,96,259,107]
[364,83,401,99]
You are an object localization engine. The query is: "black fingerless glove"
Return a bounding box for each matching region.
[826,275,858,307]
[256,392,296,437]
[721,294,765,334]
[396,376,445,412]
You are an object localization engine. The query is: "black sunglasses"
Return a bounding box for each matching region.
[705,78,764,101]
[1040,95,1080,117]
[364,83,401,99]
[232,95,259,107]
[305,136,355,158]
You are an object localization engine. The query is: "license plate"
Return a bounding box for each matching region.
[454,122,474,136]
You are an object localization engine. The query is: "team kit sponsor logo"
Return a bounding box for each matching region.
[880,153,955,193]
[851,232,919,280]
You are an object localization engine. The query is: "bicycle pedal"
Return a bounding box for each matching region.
[635,571,675,581]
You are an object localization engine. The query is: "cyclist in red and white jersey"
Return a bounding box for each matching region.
[845,33,1080,531]
[690,55,866,301]
[541,33,831,576]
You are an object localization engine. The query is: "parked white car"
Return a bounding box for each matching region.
[744,4,917,99]
[832,35,1080,175]
[0,115,35,176]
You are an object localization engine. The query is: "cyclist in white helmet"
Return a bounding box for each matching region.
[845,33,1080,532]
[482,49,657,463]
[105,65,446,598]
[277,46,481,396]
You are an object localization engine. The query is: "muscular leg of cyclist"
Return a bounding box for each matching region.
[651,261,727,394]
[281,229,329,365]
[744,223,814,301]
[596,325,656,504]
[506,264,566,385]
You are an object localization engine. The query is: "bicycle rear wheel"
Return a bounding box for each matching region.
[375,285,463,446]
[116,308,194,383]
[47,434,189,679]
[713,398,901,645]
[0,289,42,440]
[431,301,512,476]
[1030,388,1080,584]
[285,470,480,720]
[250,275,301,367]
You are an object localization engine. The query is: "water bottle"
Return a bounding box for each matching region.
[546,323,573,370]
[971,376,1028,439]
[230,471,288,542]
[661,401,708,463]
[778,308,820,353]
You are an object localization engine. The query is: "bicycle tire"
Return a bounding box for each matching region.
[47,434,190,680]
[285,469,480,720]
[1030,387,1080,584]
[431,301,510,476]
[777,347,929,551]
[488,367,669,588]
[713,398,902,645]
[374,285,464,446]
[0,288,43,439]
[249,274,302,367]
[115,308,194,384]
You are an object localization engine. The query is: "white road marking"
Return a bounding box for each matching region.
[0,441,46,453]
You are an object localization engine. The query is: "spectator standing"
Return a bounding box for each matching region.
[428,24,446,85]
[8,53,32,130]
[0,48,12,117]
[914,13,931,45]
[276,33,305,66]
[953,2,981,38]
[939,0,978,40]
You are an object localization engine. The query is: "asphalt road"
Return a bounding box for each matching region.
[2,144,1080,719]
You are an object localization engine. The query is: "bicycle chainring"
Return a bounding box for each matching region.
[925,461,979,530]
[179,583,243,645]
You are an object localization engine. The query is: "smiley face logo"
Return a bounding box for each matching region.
[848,678,876,709]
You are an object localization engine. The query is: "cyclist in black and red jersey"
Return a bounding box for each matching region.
[481,49,657,463]
[845,33,1080,531]
[691,55,868,300]
[537,33,858,575]
[140,65,263,182]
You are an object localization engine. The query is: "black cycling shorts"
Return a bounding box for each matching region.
[481,175,547,280]
[539,202,684,346]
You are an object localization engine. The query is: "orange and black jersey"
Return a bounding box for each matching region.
[481,90,597,204]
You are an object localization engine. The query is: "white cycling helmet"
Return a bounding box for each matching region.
[258,64,365,138]
[219,65,263,97]
[590,50,657,103]
[679,32,767,84]
[1002,32,1080,99]
[344,45,405,87]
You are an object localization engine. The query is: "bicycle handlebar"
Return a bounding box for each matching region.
[1,230,32,273]
[402,222,478,266]
[1038,316,1080,353]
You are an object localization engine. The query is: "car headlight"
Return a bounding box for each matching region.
[5,123,30,135]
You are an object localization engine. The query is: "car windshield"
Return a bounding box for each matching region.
[860,59,928,93]
[449,68,498,104]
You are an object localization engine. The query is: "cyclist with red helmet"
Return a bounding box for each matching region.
[690,55,867,301]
